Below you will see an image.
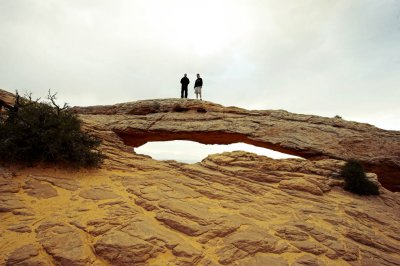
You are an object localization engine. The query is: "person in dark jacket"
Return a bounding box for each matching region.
[180,74,190,98]
[194,74,203,100]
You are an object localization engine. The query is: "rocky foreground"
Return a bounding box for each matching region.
[1,94,400,265]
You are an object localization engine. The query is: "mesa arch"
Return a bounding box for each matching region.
[73,98,400,191]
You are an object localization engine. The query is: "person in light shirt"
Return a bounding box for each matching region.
[194,73,203,100]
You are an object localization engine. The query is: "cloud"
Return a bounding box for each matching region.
[0,0,399,129]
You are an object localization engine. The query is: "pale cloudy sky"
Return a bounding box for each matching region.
[1,1,399,131]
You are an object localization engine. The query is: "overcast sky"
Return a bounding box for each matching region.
[1,0,399,136]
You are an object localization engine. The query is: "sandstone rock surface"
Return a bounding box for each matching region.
[1,90,400,265]
[0,89,15,110]
[73,98,400,191]
[79,187,119,200]
[5,244,50,266]
[1,150,399,265]
[23,179,58,199]
[36,222,96,265]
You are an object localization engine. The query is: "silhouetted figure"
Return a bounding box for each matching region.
[194,74,203,100]
[180,74,190,98]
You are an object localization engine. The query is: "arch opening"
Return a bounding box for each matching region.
[114,129,323,159]
[135,140,302,163]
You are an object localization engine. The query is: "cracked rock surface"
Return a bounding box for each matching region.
[1,151,400,265]
[1,93,400,265]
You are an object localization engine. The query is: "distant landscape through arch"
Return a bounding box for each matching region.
[135,140,301,163]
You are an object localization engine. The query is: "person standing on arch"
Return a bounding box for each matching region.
[180,74,190,98]
[194,73,203,100]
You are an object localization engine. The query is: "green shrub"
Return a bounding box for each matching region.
[0,91,103,167]
[341,160,379,195]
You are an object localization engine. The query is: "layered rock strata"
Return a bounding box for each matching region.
[0,89,15,108]
[73,98,400,191]
[1,152,400,265]
[1,90,400,265]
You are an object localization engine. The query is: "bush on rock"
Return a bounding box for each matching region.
[0,91,103,167]
[341,160,379,195]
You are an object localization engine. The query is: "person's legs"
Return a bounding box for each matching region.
[181,87,184,98]
[199,87,202,100]
[184,87,188,98]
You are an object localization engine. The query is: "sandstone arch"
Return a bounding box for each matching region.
[74,99,400,191]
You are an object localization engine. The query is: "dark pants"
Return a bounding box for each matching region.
[181,86,188,98]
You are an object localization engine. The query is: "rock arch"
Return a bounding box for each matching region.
[74,99,400,191]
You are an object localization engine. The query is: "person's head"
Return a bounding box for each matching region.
[184,74,187,77]
[197,74,200,78]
